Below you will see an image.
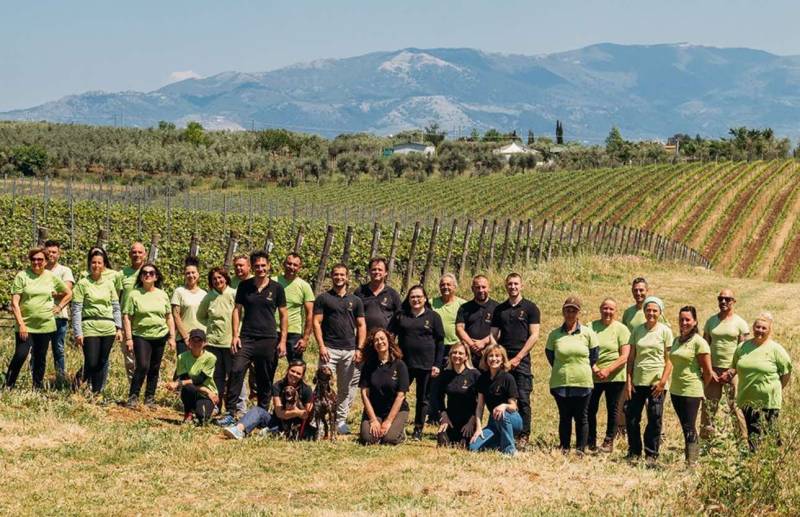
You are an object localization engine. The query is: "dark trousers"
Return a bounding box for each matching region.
[437,424,470,448]
[408,367,432,427]
[5,332,54,389]
[129,335,168,400]
[226,336,278,413]
[207,346,233,412]
[285,333,304,363]
[587,381,625,446]
[553,392,591,451]
[671,394,701,447]
[180,384,215,423]
[625,385,665,458]
[360,411,409,445]
[743,407,780,451]
[510,368,533,436]
[426,344,451,421]
[82,335,115,393]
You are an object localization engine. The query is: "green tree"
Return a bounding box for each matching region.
[10,144,49,176]
[182,121,208,146]
[438,149,468,178]
[423,122,447,147]
[527,130,535,145]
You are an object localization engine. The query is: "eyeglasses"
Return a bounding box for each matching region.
[141,270,157,277]
[717,296,734,303]
[29,257,45,262]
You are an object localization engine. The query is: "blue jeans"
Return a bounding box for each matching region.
[53,318,68,375]
[469,410,523,455]
[238,406,278,434]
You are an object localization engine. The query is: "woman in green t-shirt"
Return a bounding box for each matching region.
[122,263,176,408]
[72,248,122,394]
[726,313,792,451]
[5,247,71,389]
[167,329,219,424]
[669,306,714,465]
[587,297,630,453]
[171,256,207,357]
[196,266,237,414]
[625,296,673,462]
[545,296,599,453]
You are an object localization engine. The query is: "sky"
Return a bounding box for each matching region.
[2,0,800,111]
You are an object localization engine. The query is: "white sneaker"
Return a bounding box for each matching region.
[337,422,350,435]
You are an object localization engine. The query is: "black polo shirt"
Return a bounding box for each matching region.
[388,309,445,370]
[360,359,410,419]
[457,298,499,340]
[491,298,540,350]
[235,277,286,339]
[354,283,401,332]
[437,367,480,427]
[313,289,365,350]
[477,370,519,413]
[271,378,313,407]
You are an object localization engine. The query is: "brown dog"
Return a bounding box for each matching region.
[281,384,303,440]
[312,365,337,441]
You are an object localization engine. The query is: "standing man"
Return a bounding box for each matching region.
[230,255,252,290]
[622,277,668,331]
[456,275,498,366]
[44,240,74,384]
[313,263,367,434]
[223,251,287,424]
[428,273,465,423]
[273,253,315,362]
[701,288,750,439]
[354,257,401,334]
[491,272,540,449]
[116,242,147,380]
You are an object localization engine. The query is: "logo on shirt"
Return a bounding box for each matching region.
[391,370,398,382]
[424,319,431,330]
[492,385,502,395]
[462,378,469,389]
[347,301,354,311]
[484,312,492,323]
[518,310,526,321]
[266,291,273,301]
[381,296,388,306]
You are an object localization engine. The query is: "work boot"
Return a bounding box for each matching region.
[686,441,700,466]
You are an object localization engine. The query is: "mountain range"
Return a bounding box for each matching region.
[3,43,800,142]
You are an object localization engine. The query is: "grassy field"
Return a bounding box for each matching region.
[1,255,798,515]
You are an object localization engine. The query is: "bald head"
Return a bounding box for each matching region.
[129,242,146,268]
[717,288,736,313]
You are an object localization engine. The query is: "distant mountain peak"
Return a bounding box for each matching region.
[379,50,464,76]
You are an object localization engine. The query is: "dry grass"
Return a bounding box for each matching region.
[0,255,797,515]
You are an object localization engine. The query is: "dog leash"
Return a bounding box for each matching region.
[298,392,316,438]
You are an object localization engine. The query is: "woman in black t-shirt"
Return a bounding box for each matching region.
[388,285,445,441]
[359,328,410,445]
[469,343,522,455]
[436,342,480,447]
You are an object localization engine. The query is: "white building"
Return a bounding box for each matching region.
[493,141,541,160]
[390,143,436,156]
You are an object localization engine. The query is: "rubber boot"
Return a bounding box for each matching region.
[686,441,700,467]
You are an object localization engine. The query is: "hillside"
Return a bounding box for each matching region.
[4,43,800,140]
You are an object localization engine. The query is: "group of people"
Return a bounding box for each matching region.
[4,243,792,461]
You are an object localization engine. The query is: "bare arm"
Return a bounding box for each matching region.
[698,353,716,385]
[603,344,631,377]
[511,323,539,367]
[166,313,177,350]
[172,305,188,342]
[313,313,329,363]
[302,301,314,341]
[123,314,133,351]
[11,293,26,337]
[231,304,243,352]
[652,345,673,396]
[277,306,288,357]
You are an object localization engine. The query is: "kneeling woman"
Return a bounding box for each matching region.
[167,329,219,423]
[223,359,313,439]
[436,342,480,447]
[470,344,522,455]
[669,306,714,465]
[360,328,410,445]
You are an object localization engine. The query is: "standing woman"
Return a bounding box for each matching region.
[625,296,673,462]
[469,344,522,456]
[359,328,410,445]
[196,267,237,415]
[670,306,714,465]
[588,298,631,452]
[388,285,445,440]
[122,263,176,407]
[171,257,207,356]
[435,342,480,447]
[5,247,71,389]
[72,248,122,395]
[545,297,600,453]
[727,313,792,451]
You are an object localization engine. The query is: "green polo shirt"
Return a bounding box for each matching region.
[670,333,710,398]
[197,287,236,348]
[630,322,673,387]
[704,313,750,369]
[432,296,466,346]
[545,324,599,389]
[176,350,218,395]
[273,275,314,335]
[11,269,67,333]
[733,339,792,410]
[123,287,171,339]
[590,320,630,383]
[73,276,119,337]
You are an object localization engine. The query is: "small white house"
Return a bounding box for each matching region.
[391,142,436,156]
[493,141,541,160]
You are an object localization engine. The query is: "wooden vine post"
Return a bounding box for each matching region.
[441,219,458,276]
[341,225,354,267]
[223,231,238,270]
[147,232,160,264]
[457,219,473,282]
[402,222,422,294]
[420,218,440,286]
[314,225,335,294]
[386,222,400,281]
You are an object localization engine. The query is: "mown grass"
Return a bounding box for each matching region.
[0,255,798,515]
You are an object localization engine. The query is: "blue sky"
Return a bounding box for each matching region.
[2,0,799,111]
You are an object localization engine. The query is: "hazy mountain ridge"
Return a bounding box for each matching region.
[3,43,800,141]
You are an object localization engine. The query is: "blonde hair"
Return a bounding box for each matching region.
[479,343,512,372]
[754,312,774,330]
[446,342,475,370]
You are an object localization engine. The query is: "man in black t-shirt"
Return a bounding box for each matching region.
[456,274,498,366]
[313,263,367,435]
[224,251,288,420]
[354,257,401,334]
[490,272,540,448]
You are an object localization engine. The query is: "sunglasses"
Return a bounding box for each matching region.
[30,257,46,262]
[141,270,157,277]
[717,296,734,303]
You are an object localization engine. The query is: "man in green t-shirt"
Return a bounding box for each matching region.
[44,240,74,383]
[111,242,146,382]
[428,273,466,424]
[273,253,315,362]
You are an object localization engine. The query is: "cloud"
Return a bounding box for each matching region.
[167,70,202,83]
